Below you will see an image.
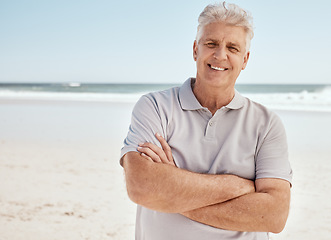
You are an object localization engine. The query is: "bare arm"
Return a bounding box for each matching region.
[135,134,291,233]
[182,178,291,233]
[122,134,255,213]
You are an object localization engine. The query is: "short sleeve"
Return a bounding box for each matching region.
[120,94,165,164]
[255,113,293,185]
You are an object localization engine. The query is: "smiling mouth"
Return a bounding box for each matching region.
[208,64,228,71]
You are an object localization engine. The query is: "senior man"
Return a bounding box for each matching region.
[120,2,292,240]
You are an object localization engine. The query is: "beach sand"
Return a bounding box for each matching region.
[0,99,330,239]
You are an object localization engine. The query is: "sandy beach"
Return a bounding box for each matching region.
[1,99,331,240]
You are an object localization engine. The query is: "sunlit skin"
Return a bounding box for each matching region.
[193,22,250,113]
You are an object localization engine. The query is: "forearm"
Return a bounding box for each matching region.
[122,152,255,213]
[182,179,291,233]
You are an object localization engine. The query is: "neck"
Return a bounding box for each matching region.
[192,79,235,115]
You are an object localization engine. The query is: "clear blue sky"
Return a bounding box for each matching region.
[1,0,330,84]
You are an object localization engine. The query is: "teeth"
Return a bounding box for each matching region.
[210,65,226,71]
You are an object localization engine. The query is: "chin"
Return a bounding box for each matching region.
[206,77,233,88]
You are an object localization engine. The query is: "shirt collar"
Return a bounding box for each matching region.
[179,78,203,110]
[226,90,245,110]
[178,78,245,111]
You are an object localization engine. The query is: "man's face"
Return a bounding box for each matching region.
[193,22,250,89]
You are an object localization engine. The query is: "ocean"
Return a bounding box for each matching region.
[1,82,331,112]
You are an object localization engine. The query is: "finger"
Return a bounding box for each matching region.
[155,134,176,167]
[137,146,162,163]
[140,153,153,162]
[139,142,169,164]
[155,133,174,162]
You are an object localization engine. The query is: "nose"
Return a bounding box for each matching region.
[213,46,227,60]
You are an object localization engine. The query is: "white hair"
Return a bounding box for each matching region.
[196,1,254,52]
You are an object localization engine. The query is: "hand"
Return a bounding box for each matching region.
[137,133,176,167]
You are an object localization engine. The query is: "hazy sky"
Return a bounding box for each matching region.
[1,0,330,84]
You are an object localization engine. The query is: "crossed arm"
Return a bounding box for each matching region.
[121,134,291,233]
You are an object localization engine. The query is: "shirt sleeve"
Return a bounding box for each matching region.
[120,94,165,165]
[255,113,293,185]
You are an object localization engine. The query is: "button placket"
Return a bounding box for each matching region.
[205,116,218,139]
[204,109,227,139]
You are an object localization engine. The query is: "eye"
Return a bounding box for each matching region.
[228,46,239,53]
[205,42,217,48]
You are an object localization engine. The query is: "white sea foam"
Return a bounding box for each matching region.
[245,89,331,112]
[1,88,331,112]
[0,90,145,103]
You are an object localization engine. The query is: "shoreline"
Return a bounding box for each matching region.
[2,94,331,113]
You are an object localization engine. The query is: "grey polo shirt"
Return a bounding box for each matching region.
[121,78,293,240]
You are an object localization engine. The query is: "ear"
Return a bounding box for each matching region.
[193,40,198,61]
[242,51,250,70]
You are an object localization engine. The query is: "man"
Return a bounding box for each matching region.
[120,2,292,240]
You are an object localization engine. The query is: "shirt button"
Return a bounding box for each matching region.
[209,121,214,126]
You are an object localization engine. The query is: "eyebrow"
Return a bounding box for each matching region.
[227,42,241,48]
[204,38,218,43]
[203,38,241,47]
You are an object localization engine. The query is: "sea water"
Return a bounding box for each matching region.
[0,82,331,112]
